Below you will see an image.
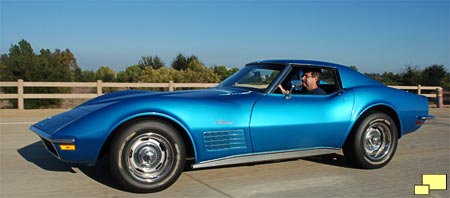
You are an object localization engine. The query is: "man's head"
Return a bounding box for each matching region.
[301,68,321,91]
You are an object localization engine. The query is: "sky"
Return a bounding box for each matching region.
[1,0,449,73]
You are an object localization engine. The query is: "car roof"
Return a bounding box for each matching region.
[247,59,384,88]
[246,59,347,69]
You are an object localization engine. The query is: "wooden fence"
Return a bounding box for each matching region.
[0,80,444,110]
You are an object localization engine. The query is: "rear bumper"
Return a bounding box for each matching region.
[419,115,435,120]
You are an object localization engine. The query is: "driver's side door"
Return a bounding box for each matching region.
[250,92,354,152]
[249,67,355,152]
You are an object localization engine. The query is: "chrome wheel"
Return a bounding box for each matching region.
[125,133,174,183]
[110,119,186,192]
[364,124,391,161]
[343,111,398,169]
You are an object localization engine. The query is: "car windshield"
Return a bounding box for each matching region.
[217,64,284,92]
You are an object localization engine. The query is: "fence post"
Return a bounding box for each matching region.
[169,80,174,91]
[96,80,103,95]
[417,84,421,95]
[436,88,443,108]
[17,79,24,110]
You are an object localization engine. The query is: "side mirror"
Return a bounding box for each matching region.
[285,80,302,100]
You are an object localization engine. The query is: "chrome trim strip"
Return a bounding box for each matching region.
[419,115,435,120]
[30,126,76,143]
[51,138,76,144]
[192,148,339,169]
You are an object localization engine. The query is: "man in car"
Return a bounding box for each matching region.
[278,68,326,95]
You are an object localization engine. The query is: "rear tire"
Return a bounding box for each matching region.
[109,119,185,193]
[343,111,398,169]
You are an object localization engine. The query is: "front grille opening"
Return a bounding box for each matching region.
[40,137,60,158]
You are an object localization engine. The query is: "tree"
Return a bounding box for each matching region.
[138,55,165,70]
[0,54,10,81]
[186,58,204,71]
[1,40,83,108]
[187,55,199,65]
[442,73,450,88]
[80,70,96,82]
[184,59,220,83]
[171,53,204,71]
[139,55,165,70]
[117,65,142,82]
[401,65,422,85]
[171,53,188,70]
[212,65,239,81]
[140,59,220,90]
[1,40,80,82]
[95,66,117,93]
[2,39,36,81]
[36,48,80,82]
[61,49,82,81]
[152,56,165,69]
[138,56,153,70]
[421,64,447,86]
[96,66,116,82]
[380,72,402,85]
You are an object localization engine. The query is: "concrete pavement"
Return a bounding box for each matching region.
[1,108,449,197]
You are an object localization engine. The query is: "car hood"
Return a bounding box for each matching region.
[79,88,255,109]
[31,88,259,135]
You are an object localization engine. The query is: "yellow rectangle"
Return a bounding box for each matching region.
[59,144,76,151]
[423,174,447,190]
[414,185,430,195]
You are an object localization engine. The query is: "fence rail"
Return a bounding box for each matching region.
[0,79,444,110]
[389,85,444,108]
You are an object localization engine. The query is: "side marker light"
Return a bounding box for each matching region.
[416,120,423,126]
[59,144,76,151]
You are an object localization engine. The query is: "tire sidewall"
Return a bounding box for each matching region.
[110,119,185,193]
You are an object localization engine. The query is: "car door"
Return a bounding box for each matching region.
[249,69,355,153]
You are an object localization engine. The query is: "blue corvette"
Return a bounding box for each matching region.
[30,60,432,192]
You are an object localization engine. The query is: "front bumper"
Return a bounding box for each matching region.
[30,125,76,161]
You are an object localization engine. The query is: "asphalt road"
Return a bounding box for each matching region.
[1,108,449,198]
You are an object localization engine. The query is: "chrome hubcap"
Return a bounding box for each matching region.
[125,133,174,183]
[364,123,391,160]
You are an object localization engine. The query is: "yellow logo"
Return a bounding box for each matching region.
[414,174,447,195]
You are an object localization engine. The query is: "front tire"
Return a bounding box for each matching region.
[344,111,398,169]
[109,119,185,193]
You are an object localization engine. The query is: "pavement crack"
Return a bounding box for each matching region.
[184,173,233,198]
